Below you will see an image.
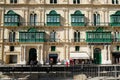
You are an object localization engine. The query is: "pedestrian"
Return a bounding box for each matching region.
[50,58,53,71]
[66,61,69,67]
[30,60,34,67]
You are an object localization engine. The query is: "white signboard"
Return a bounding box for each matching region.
[70,52,89,59]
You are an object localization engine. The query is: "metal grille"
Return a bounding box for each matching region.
[1,64,120,80]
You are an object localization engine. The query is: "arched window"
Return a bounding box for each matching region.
[74,30,80,42]
[93,12,100,26]
[9,31,15,42]
[71,10,85,26]
[110,11,120,26]
[47,10,60,26]
[4,10,20,26]
[30,13,37,26]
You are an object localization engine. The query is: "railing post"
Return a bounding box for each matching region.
[98,66,100,78]
[114,65,117,78]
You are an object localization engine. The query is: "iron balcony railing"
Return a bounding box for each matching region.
[71,39,85,42]
[113,38,120,42]
[0,22,120,27]
[4,39,62,43]
[3,38,120,43]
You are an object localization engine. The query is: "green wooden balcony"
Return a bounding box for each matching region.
[4,10,20,27]
[110,22,120,26]
[4,22,20,26]
[19,39,45,42]
[86,38,112,43]
[46,22,60,26]
[86,27,112,43]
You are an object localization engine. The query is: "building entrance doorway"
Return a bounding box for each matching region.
[6,55,17,64]
[49,54,58,64]
[112,52,120,64]
[94,48,102,64]
[29,48,37,64]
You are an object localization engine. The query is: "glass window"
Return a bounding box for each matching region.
[51,46,56,51]
[75,46,80,51]
[50,0,57,4]
[4,10,20,26]
[93,13,100,26]
[10,0,13,3]
[9,32,15,42]
[4,16,7,22]
[50,31,56,42]
[73,0,80,4]
[116,46,119,51]
[10,0,17,3]
[10,46,14,51]
[47,10,60,26]
[112,0,118,4]
[14,0,17,3]
[71,16,84,22]
[30,14,37,26]
[74,31,80,42]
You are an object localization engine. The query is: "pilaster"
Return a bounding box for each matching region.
[40,45,44,64]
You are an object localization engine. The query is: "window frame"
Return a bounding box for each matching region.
[51,46,56,51]
[74,31,80,42]
[10,0,17,3]
[75,46,80,51]
[73,0,80,4]
[50,0,57,4]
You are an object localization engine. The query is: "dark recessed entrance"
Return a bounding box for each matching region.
[49,54,58,64]
[112,52,120,64]
[29,48,37,64]
[94,48,102,64]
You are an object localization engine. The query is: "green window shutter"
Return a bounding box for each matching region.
[77,0,80,3]
[94,14,96,26]
[10,0,13,3]
[116,46,119,51]
[116,0,118,4]
[10,46,14,51]
[9,32,12,42]
[112,0,114,4]
[13,32,15,42]
[75,46,79,51]
[51,46,56,51]
[15,0,17,3]
[54,0,57,3]
[74,32,77,42]
[73,0,76,3]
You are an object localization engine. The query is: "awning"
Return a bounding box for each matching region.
[70,52,89,59]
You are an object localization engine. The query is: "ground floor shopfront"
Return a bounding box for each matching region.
[3,44,120,65]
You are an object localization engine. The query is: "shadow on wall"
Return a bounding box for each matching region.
[61,16,66,26]
[0,60,4,65]
[84,16,90,26]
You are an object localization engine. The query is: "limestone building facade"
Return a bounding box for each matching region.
[0,0,120,64]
